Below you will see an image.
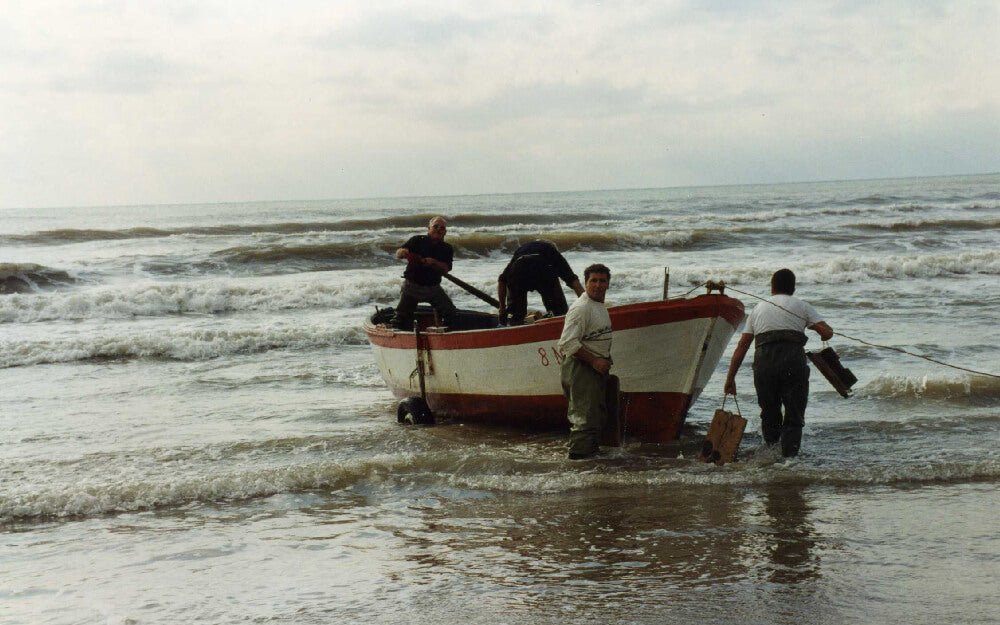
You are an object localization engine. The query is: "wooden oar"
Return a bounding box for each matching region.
[442,272,500,308]
[398,254,500,308]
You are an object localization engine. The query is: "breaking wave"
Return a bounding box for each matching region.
[2,212,608,246]
[726,202,925,223]
[0,263,76,294]
[847,218,1000,232]
[0,453,415,522]
[705,250,1000,287]
[4,444,997,523]
[0,278,402,323]
[817,250,1000,280]
[211,241,399,270]
[860,373,1000,400]
[3,226,174,245]
[443,457,1000,492]
[449,230,707,255]
[208,229,710,271]
[0,324,368,368]
[51,250,968,321]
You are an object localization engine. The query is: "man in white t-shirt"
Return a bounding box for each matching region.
[557,263,613,460]
[724,268,833,457]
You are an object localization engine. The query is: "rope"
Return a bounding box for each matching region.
[721,392,742,416]
[720,284,1000,380]
[678,282,708,298]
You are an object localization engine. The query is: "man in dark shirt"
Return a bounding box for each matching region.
[390,216,458,330]
[497,240,583,325]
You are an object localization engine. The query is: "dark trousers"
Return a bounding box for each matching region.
[391,280,457,329]
[561,358,607,456]
[506,276,568,325]
[753,342,810,457]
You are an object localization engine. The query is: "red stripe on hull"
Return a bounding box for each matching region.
[620,392,692,442]
[400,390,693,443]
[405,391,568,429]
[612,297,744,332]
[367,294,744,350]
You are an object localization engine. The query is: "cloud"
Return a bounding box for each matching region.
[1,1,999,207]
[409,81,651,129]
[50,51,186,94]
[316,11,495,50]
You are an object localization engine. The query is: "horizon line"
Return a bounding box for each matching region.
[3,170,998,213]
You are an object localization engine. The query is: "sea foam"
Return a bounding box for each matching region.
[0,453,418,522]
[0,277,401,323]
[0,324,369,368]
[861,372,1000,400]
[4,448,997,524]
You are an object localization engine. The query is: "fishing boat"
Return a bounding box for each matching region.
[364,282,745,444]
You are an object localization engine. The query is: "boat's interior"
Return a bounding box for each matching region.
[371,305,524,332]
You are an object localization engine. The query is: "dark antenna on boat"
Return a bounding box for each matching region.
[662,267,670,300]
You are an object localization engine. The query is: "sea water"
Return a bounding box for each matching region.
[1,174,998,624]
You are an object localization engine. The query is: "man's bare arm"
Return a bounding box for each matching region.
[572,346,611,375]
[723,333,753,395]
[809,321,833,341]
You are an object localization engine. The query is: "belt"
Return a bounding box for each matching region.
[754,330,807,347]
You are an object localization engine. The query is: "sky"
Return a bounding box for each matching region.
[2,1,999,208]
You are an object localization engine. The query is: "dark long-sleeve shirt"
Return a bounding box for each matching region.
[498,240,577,288]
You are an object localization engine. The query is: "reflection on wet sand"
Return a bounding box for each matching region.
[763,481,820,584]
[385,482,823,604]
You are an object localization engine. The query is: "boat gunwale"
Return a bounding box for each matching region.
[364,294,745,350]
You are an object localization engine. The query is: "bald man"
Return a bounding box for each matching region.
[390,216,458,330]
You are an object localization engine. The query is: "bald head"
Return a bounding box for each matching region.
[427,216,447,241]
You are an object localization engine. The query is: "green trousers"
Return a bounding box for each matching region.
[561,358,608,455]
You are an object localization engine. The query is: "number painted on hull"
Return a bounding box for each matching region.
[538,346,567,366]
[537,347,550,366]
[552,346,566,364]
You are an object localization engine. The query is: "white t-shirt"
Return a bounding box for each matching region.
[557,294,612,358]
[745,294,822,335]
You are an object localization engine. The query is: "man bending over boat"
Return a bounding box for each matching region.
[390,216,458,330]
[497,240,584,325]
[723,268,833,457]
[557,264,613,460]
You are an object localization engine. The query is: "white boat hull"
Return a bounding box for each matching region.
[365,294,744,442]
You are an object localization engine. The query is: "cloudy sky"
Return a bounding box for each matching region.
[2,1,998,208]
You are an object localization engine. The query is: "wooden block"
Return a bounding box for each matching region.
[700,408,747,465]
[807,347,856,398]
[524,311,545,322]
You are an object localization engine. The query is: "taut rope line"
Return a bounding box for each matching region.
[711,283,1000,380]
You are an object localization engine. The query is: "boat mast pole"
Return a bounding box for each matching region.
[662,267,670,300]
[414,321,427,400]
